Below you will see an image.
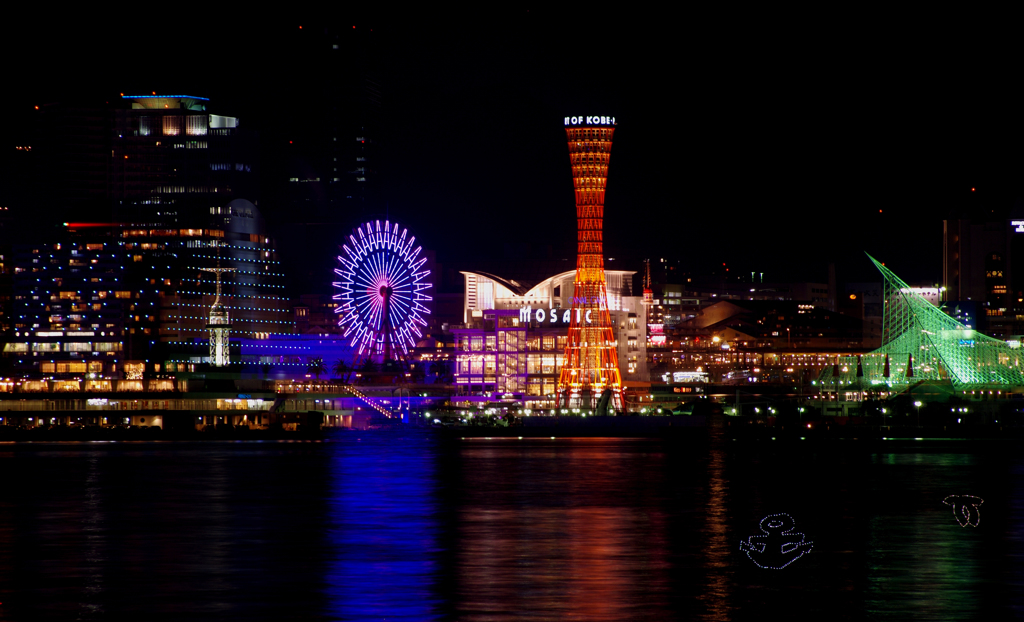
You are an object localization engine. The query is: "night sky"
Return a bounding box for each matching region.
[3,9,1022,287]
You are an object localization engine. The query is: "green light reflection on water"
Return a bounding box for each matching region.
[863,452,982,620]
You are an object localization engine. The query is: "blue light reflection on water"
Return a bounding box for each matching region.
[324,435,440,622]
[1,437,1024,619]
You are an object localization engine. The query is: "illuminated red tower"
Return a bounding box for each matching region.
[643,259,654,305]
[557,115,623,411]
[642,259,654,326]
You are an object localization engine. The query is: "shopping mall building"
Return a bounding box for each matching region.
[453,269,648,401]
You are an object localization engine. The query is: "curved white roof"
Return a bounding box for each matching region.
[461,269,638,322]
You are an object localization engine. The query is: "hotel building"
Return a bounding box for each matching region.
[5,200,296,385]
[111,94,258,225]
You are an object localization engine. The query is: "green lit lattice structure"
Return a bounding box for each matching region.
[818,254,1024,391]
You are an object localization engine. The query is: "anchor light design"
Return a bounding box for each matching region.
[740,513,814,569]
[943,495,983,527]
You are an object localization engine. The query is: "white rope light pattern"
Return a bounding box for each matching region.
[943,495,983,527]
[739,513,814,569]
[332,220,432,356]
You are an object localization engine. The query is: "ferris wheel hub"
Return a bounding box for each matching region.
[333,219,433,359]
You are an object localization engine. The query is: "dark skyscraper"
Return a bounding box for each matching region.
[270,24,385,296]
[276,25,382,217]
[20,95,259,230]
[111,94,259,226]
[3,94,293,380]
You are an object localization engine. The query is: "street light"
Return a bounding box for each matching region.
[914,400,922,427]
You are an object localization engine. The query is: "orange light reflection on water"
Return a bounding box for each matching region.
[454,438,671,621]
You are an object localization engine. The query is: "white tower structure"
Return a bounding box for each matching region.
[199,263,236,367]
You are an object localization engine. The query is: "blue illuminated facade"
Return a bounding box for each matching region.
[4,199,298,382]
[6,238,137,383]
[121,95,209,101]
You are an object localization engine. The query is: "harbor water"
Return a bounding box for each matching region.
[0,431,1021,620]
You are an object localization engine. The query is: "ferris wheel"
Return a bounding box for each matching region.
[333,220,432,359]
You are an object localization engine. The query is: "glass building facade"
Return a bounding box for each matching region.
[454,270,647,400]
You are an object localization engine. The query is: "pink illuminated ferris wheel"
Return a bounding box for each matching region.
[333,220,432,360]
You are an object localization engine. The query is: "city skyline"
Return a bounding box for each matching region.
[4,12,1024,622]
[3,10,1023,286]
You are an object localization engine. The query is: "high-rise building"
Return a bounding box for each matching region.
[4,202,295,383]
[275,26,382,216]
[6,237,133,387]
[22,95,259,229]
[122,200,294,369]
[943,218,1007,308]
[4,94,297,381]
[111,94,258,226]
[556,115,624,411]
[272,24,384,296]
[941,216,1024,337]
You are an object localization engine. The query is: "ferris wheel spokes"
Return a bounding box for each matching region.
[334,220,432,363]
